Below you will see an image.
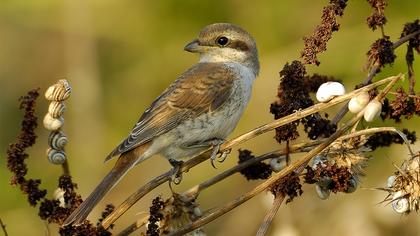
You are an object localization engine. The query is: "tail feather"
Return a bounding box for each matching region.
[63,144,150,226]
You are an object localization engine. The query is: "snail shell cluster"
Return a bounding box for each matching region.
[45,79,71,101]
[316,82,346,103]
[44,79,71,165]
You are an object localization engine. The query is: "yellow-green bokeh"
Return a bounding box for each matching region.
[1,0,419,235]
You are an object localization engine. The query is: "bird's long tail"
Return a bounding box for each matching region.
[63,144,150,226]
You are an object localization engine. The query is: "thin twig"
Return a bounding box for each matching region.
[101,75,399,229]
[115,215,149,236]
[0,218,8,236]
[166,75,402,236]
[256,194,285,236]
[61,160,70,176]
[118,125,410,235]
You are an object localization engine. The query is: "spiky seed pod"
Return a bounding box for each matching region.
[348,91,370,113]
[48,101,66,118]
[43,113,64,131]
[47,148,66,165]
[270,157,287,172]
[45,79,71,101]
[316,82,345,102]
[48,131,68,150]
[364,100,382,122]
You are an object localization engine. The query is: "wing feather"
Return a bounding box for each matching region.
[105,63,236,161]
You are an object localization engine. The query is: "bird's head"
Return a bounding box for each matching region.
[184,23,259,75]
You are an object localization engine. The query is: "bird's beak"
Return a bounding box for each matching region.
[184,39,206,53]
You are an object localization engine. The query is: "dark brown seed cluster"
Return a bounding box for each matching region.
[6,89,47,206]
[381,88,420,122]
[38,175,83,225]
[270,173,303,204]
[401,19,420,51]
[59,223,112,236]
[270,61,336,142]
[366,0,387,31]
[366,37,396,69]
[304,163,353,193]
[238,149,272,180]
[365,129,416,150]
[147,196,165,236]
[301,0,348,65]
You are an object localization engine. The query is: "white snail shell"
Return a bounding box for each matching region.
[45,79,71,101]
[193,206,202,217]
[345,178,358,193]
[387,175,396,188]
[316,82,346,103]
[53,188,66,208]
[363,100,382,122]
[392,197,410,214]
[43,113,64,131]
[48,101,66,118]
[348,91,370,113]
[315,184,330,200]
[48,131,68,150]
[47,148,66,165]
[270,157,286,172]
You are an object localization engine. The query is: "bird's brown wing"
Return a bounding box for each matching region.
[105,63,236,161]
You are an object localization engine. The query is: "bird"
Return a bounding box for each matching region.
[63,22,260,226]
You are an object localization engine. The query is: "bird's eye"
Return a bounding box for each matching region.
[216,36,229,46]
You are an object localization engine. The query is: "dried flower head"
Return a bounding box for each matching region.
[383,153,420,214]
[146,195,205,236]
[366,0,387,31]
[381,88,418,122]
[270,173,303,204]
[401,19,420,52]
[366,37,396,69]
[301,0,348,65]
[365,129,416,150]
[238,149,272,180]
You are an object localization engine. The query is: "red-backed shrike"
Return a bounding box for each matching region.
[64,23,259,225]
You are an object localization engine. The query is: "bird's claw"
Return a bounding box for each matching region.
[169,159,183,185]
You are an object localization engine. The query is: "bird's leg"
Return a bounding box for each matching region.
[182,138,230,168]
[169,159,183,185]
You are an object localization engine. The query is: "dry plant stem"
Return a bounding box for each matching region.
[118,126,409,235]
[332,29,420,124]
[61,160,70,176]
[0,218,7,236]
[255,194,285,236]
[116,215,149,236]
[101,75,399,229]
[168,112,366,236]
[167,75,402,236]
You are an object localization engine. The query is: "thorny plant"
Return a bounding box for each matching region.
[4,0,420,235]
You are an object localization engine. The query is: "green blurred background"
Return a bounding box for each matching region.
[1,0,419,235]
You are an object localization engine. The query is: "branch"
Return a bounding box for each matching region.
[0,218,8,236]
[255,194,285,236]
[166,75,402,236]
[100,75,400,229]
[332,29,420,124]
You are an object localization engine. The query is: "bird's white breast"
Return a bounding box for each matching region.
[151,62,256,161]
